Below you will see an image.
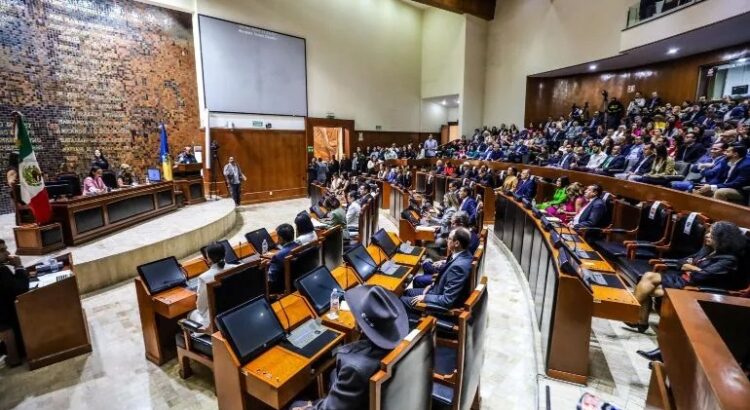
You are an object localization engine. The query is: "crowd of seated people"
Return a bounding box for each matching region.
[431,93,750,205]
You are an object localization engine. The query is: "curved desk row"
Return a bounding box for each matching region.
[494,192,639,384]
[403,159,750,228]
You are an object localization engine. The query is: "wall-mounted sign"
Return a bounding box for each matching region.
[251,120,264,128]
[307,145,314,153]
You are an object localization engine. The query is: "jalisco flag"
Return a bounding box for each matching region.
[159,123,173,181]
[14,112,52,225]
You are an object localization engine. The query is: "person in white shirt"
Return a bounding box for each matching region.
[345,191,362,236]
[188,243,227,329]
[424,135,438,158]
[294,212,318,246]
[584,143,608,170]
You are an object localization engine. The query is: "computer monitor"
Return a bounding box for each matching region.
[147,168,161,182]
[343,244,378,281]
[218,239,240,264]
[295,266,342,315]
[137,256,186,294]
[245,228,277,254]
[215,296,286,365]
[557,247,591,292]
[46,183,71,199]
[310,204,327,219]
[371,229,397,258]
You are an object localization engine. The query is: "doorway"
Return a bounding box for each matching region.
[312,127,343,161]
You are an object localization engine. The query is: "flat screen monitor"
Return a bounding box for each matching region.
[372,229,397,258]
[245,228,277,254]
[147,168,161,182]
[295,266,342,315]
[137,256,186,294]
[343,244,378,281]
[215,297,286,365]
[557,247,591,292]
[218,239,240,264]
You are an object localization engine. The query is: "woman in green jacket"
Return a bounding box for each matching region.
[537,176,570,211]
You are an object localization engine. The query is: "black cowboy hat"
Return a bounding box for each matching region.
[345,285,408,350]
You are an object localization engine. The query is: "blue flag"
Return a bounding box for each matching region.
[159,123,173,181]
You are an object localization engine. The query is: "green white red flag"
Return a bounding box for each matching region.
[14,112,52,225]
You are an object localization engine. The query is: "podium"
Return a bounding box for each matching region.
[173,163,205,205]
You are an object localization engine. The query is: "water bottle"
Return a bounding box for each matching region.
[328,289,340,320]
[261,239,269,254]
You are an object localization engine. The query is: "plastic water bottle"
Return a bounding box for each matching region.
[328,289,340,320]
[261,239,269,254]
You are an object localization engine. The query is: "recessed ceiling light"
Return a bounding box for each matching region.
[589,64,597,71]
[667,47,679,55]
[441,100,447,105]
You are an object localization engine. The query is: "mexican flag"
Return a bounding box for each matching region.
[14,113,52,225]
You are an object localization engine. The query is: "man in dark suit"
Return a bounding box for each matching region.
[458,186,477,222]
[615,143,655,179]
[290,286,408,410]
[675,132,706,163]
[266,224,297,293]
[597,145,627,175]
[514,168,537,201]
[646,91,662,110]
[569,184,608,229]
[556,146,575,169]
[402,227,474,311]
[696,144,750,204]
[0,239,29,363]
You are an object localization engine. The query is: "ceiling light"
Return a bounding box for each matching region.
[589,64,597,71]
[441,100,447,105]
[739,58,748,63]
[667,47,679,55]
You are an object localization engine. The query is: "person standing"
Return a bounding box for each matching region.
[223,156,246,206]
[91,149,109,170]
[424,134,438,158]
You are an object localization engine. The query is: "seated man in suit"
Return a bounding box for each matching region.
[596,144,627,175]
[402,227,474,313]
[458,186,477,222]
[514,168,537,201]
[671,142,726,192]
[290,285,407,410]
[615,143,655,180]
[267,224,297,294]
[0,239,30,360]
[568,184,607,229]
[695,144,750,204]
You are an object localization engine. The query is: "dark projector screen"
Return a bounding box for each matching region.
[199,15,308,116]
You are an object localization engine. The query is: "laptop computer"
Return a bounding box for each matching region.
[137,256,187,294]
[295,266,343,315]
[371,228,422,257]
[147,168,161,183]
[215,297,338,364]
[310,204,327,219]
[245,228,279,256]
[343,244,410,280]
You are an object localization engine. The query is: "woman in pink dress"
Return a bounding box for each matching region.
[83,166,107,195]
[546,182,587,224]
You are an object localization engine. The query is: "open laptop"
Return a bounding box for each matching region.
[147,168,161,183]
[137,256,190,293]
[295,266,343,315]
[245,228,280,257]
[558,247,623,290]
[371,228,423,257]
[215,297,338,364]
[343,244,410,280]
[310,204,327,219]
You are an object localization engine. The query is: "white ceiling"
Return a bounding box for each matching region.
[531,11,750,78]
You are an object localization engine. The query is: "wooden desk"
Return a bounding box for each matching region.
[135,278,197,365]
[380,182,392,210]
[212,296,346,410]
[51,181,176,245]
[16,263,91,370]
[649,289,750,410]
[173,163,205,205]
[494,192,639,384]
[331,265,361,290]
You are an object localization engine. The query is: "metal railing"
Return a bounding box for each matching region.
[626,0,706,29]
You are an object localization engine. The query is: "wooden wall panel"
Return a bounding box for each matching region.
[412,0,496,20]
[350,131,434,152]
[206,129,307,204]
[525,43,750,124]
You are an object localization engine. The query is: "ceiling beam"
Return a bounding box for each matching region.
[411,0,496,20]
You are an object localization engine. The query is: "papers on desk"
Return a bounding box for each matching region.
[545,216,562,223]
[37,270,73,288]
[416,225,437,232]
[311,218,329,229]
[340,301,350,311]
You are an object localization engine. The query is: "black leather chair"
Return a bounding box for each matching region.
[432,276,488,410]
[176,261,266,378]
[592,201,672,260]
[102,170,118,189]
[57,173,83,197]
[617,212,709,283]
[282,240,322,295]
[369,317,436,410]
[320,225,344,271]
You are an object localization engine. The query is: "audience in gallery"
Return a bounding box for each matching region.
[429,92,750,205]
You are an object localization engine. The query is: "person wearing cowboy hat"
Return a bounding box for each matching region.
[289,285,408,410]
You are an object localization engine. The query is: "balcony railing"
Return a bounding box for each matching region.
[625,0,706,29]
